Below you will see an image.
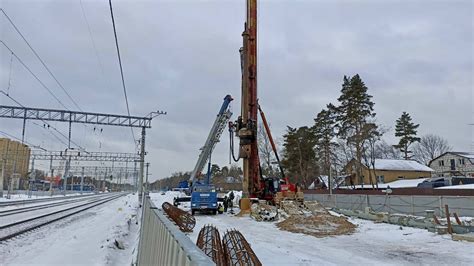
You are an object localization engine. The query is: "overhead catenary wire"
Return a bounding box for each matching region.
[79,0,109,90]
[108,0,137,146]
[0,130,46,151]
[0,90,87,152]
[6,51,13,94]
[0,8,82,111]
[0,40,69,110]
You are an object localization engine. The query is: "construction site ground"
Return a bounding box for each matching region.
[150,192,474,265]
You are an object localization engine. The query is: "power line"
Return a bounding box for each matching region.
[0,130,46,151]
[79,0,108,88]
[6,51,13,94]
[108,0,136,145]
[0,90,86,151]
[0,8,83,111]
[0,40,69,110]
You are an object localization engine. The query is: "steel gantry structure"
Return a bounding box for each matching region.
[30,150,140,162]
[0,104,165,200]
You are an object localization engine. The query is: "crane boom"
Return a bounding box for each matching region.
[190,95,233,183]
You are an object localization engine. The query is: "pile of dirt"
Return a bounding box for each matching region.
[276,200,356,237]
[276,213,356,237]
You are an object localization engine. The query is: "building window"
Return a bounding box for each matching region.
[462,159,465,165]
[398,176,404,179]
[439,160,444,167]
[377,175,385,183]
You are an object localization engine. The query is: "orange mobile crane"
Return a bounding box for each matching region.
[229,0,299,205]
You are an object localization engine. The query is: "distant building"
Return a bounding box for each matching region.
[428,152,474,177]
[344,158,433,186]
[0,138,31,192]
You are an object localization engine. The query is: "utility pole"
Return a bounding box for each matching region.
[103,167,108,192]
[139,127,146,202]
[94,166,97,193]
[0,140,9,198]
[145,162,150,195]
[27,157,34,198]
[80,166,84,194]
[49,155,53,196]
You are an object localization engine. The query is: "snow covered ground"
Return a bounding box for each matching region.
[438,184,474,189]
[151,191,474,266]
[1,193,140,266]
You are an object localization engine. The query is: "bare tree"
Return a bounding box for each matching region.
[332,139,355,174]
[413,134,451,165]
[257,122,274,175]
[373,141,401,159]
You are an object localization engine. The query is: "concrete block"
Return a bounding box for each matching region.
[452,233,474,242]
[436,226,449,235]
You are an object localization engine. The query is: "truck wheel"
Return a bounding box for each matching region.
[212,210,217,215]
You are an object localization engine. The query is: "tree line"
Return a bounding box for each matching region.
[278,74,451,188]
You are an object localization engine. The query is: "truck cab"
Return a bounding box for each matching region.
[191,184,218,215]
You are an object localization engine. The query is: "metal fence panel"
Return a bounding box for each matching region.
[306,193,474,217]
[137,197,215,266]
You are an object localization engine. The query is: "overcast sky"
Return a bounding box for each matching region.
[1,0,472,182]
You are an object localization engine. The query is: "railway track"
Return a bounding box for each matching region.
[0,193,126,242]
[0,194,111,217]
[0,193,98,208]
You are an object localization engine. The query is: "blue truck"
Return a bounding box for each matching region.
[190,183,218,215]
[174,95,233,215]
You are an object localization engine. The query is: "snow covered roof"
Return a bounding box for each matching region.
[364,159,433,172]
[450,152,474,160]
[340,178,428,189]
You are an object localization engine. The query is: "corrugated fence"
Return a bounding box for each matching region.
[305,194,474,217]
[137,196,215,266]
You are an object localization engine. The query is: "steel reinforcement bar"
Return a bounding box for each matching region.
[162,201,196,232]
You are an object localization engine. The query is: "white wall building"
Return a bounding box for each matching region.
[428,152,474,177]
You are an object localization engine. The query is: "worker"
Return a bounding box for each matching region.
[223,196,229,212]
[229,191,234,208]
[218,203,224,214]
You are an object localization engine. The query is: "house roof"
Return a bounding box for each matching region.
[428,151,474,166]
[348,158,434,172]
[449,152,474,159]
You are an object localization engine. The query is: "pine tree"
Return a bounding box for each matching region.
[331,74,376,187]
[394,112,420,160]
[313,107,336,188]
[281,126,318,188]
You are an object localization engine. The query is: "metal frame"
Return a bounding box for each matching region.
[138,197,214,266]
[31,150,139,162]
[0,105,151,128]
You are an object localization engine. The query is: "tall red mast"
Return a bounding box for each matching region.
[237,0,260,198]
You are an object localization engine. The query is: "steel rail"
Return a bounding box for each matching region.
[0,193,125,241]
[0,193,99,207]
[0,194,108,217]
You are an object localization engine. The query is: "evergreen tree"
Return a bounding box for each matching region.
[313,107,336,188]
[281,126,318,188]
[330,74,376,187]
[394,112,420,160]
